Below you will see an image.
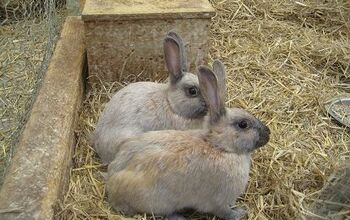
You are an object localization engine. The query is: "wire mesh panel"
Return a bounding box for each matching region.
[0,0,66,185]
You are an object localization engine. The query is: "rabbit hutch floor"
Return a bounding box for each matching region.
[56,0,350,219]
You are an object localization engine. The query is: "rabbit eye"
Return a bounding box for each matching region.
[186,87,199,97]
[238,120,249,129]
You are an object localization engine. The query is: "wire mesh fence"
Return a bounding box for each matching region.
[0,0,66,185]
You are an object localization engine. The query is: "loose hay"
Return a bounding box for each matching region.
[56,0,350,219]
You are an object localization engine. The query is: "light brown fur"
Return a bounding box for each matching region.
[107,129,251,217]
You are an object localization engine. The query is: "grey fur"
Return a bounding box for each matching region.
[93,32,207,163]
[107,63,270,219]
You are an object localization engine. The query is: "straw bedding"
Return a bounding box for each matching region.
[56,0,350,219]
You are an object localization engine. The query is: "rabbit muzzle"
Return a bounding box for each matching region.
[256,123,270,148]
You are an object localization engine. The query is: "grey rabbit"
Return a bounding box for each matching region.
[92,32,208,163]
[106,60,270,220]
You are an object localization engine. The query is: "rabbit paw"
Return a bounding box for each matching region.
[227,207,246,220]
[213,207,246,220]
[166,213,187,220]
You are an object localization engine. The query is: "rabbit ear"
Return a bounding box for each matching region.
[197,65,226,124]
[212,59,226,102]
[164,36,183,84]
[166,31,188,72]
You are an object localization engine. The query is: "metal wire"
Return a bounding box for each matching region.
[0,0,66,185]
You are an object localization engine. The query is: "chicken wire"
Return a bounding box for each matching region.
[0,0,66,185]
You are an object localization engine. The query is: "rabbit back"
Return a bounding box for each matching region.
[93,81,164,162]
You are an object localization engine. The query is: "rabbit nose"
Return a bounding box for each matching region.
[256,124,270,148]
[265,124,271,135]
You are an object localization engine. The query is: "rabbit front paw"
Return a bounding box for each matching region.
[227,207,246,220]
[213,207,246,220]
[165,213,187,220]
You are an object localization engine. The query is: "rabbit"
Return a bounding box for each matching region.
[92,32,208,163]
[106,61,271,220]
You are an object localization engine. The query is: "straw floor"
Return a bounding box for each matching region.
[56,0,350,219]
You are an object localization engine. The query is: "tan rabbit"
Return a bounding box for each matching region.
[106,61,270,220]
[92,32,208,163]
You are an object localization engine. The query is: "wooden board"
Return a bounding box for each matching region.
[82,0,215,21]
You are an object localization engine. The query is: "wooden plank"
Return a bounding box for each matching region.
[82,0,215,21]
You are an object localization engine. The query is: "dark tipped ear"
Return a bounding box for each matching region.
[197,65,226,124]
[212,59,226,102]
[166,31,188,72]
[164,36,183,84]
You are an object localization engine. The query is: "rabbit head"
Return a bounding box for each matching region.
[198,60,270,154]
[164,32,208,119]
